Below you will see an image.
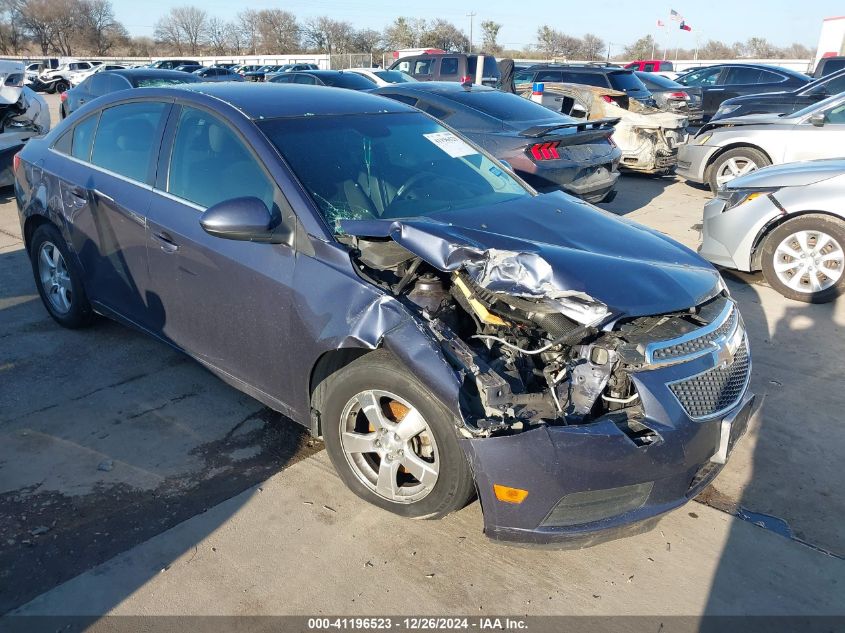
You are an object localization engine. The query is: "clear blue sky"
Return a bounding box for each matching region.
[112,0,841,52]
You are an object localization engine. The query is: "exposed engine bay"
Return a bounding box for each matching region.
[339,230,729,440]
[0,61,51,188]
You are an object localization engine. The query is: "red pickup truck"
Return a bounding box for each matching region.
[624,60,675,72]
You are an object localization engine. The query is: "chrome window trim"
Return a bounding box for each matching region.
[47,148,154,191]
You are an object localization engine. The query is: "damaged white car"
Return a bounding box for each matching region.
[520,83,689,174]
[0,61,50,187]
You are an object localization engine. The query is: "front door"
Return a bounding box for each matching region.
[145,105,297,404]
[785,100,845,162]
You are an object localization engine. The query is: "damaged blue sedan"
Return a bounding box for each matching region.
[14,84,755,544]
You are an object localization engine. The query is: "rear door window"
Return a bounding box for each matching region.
[757,69,786,84]
[91,101,168,183]
[608,72,647,91]
[439,57,460,77]
[722,67,763,85]
[413,59,434,76]
[563,72,608,87]
[166,106,273,210]
[678,67,721,86]
[514,70,533,83]
[643,63,656,72]
[535,70,562,82]
[293,74,317,85]
[89,74,110,96]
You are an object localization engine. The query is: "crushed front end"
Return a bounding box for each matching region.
[340,211,754,545]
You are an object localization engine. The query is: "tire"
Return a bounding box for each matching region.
[760,214,845,303]
[316,351,475,519]
[55,80,69,94]
[707,147,771,192]
[29,223,94,328]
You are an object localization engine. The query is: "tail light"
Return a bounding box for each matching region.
[668,91,690,100]
[608,136,617,148]
[13,153,20,173]
[530,141,561,161]
[460,74,473,86]
[601,95,614,103]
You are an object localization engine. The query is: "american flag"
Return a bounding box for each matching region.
[670,9,683,21]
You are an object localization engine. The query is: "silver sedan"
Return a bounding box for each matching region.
[700,159,845,302]
[678,93,845,192]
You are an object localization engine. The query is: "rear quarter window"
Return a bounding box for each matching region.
[71,114,99,161]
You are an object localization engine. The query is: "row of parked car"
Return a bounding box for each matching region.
[45,51,845,303]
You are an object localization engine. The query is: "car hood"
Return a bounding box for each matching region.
[340,192,721,319]
[700,112,790,133]
[725,158,845,189]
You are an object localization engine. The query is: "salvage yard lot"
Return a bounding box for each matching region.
[0,95,843,617]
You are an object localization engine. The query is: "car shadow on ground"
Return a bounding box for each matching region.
[702,272,845,615]
[601,173,682,216]
[0,244,322,614]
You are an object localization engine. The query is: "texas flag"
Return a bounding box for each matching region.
[680,20,692,31]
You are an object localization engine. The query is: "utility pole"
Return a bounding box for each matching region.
[467,12,476,52]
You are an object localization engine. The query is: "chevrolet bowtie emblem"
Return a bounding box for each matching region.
[714,326,743,368]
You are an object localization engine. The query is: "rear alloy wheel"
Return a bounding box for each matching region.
[55,80,69,94]
[29,223,94,328]
[317,351,475,518]
[761,215,845,303]
[708,147,770,192]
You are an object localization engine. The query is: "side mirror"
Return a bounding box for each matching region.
[809,112,826,127]
[200,196,288,243]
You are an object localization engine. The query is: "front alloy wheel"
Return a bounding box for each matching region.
[340,389,439,503]
[317,351,474,518]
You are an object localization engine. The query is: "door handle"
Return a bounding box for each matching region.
[153,230,179,253]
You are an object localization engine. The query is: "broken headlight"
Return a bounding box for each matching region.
[716,187,779,211]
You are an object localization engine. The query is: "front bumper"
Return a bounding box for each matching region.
[461,335,755,545]
[700,195,781,272]
[676,142,719,183]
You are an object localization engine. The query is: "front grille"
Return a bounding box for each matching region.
[652,304,738,362]
[668,338,750,419]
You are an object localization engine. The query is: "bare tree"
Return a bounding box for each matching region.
[623,34,656,60]
[206,16,229,55]
[352,28,382,54]
[383,17,425,50]
[256,9,299,53]
[579,33,604,60]
[237,9,260,55]
[79,0,126,55]
[480,20,501,53]
[155,5,207,55]
[535,25,581,59]
[305,16,354,54]
[420,19,467,52]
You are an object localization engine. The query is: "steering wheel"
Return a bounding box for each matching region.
[395,172,434,200]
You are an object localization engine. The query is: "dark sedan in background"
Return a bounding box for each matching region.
[243,65,284,82]
[269,70,375,90]
[711,68,845,121]
[14,83,753,545]
[372,82,621,203]
[675,63,811,121]
[635,71,703,122]
[193,66,244,82]
[60,69,199,119]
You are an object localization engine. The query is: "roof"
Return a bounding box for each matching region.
[110,68,196,80]
[171,82,413,119]
[374,81,495,95]
[524,64,630,74]
[285,70,360,77]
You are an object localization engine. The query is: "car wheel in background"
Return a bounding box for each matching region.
[708,147,771,192]
[760,215,845,303]
[55,80,69,94]
[29,223,94,328]
[316,351,475,519]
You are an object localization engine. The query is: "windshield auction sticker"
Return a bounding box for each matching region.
[423,132,477,158]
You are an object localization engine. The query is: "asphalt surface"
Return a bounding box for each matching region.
[0,95,843,617]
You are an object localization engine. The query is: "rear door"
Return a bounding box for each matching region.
[145,104,296,399]
[60,100,171,327]
[436,56,462,82]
